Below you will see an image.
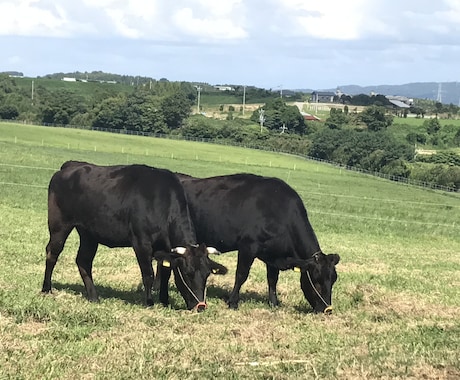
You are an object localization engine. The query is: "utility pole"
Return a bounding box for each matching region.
[259,109,265,133]
[196,86,202,114]
[242,85,246,115]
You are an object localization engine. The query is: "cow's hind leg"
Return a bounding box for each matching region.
[75,229,99,302]
[133,239,155,306]
[42,224,73,293]
[266,264,280,307]
[227,244,256,309]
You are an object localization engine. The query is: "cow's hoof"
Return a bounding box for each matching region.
[227,302,239,310]
[146,299,154,307]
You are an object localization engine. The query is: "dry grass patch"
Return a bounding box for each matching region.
[339,261,390,275]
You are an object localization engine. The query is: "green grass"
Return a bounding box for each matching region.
[393,117,460,127]
[0,122,459,379]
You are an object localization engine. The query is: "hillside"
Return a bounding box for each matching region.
[302,82,460,105]
[6,70,460,105]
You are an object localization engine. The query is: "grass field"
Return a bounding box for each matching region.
[15,77,135,102]
[0,122,459,379]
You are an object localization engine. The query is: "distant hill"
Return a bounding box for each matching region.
[297,82,460,105]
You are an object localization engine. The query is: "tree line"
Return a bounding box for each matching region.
[1,73,459,190]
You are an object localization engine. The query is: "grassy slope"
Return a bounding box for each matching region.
[0,122,459,379]
[15,77,135,101]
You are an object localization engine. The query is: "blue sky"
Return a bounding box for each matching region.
[1,0,460,90]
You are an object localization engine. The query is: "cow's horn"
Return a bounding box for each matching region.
[172,247,187,255]
[206,247,221,255]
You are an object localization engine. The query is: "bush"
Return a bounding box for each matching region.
[406,132,427,144]
[410,163,460,190]
[0,104,19,119]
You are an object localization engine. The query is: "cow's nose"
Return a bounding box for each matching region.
[196,302,207,312]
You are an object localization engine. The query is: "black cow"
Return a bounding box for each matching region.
[41,161,227,311]
[174,173,340,313]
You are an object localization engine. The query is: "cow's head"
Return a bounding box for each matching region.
[288,252,340,314]
[156,243,227,311]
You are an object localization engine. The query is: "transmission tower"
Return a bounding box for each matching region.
[436,83,442,103]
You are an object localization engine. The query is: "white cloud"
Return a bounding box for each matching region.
[1,0,460,89]
[0,0,98,37]
[173,6,247,40]
[6,55,22,65]
[1,0,459,45]
[0,0,66,36]
[279,0,392,40]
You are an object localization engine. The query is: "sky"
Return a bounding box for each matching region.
[1,0,460,90]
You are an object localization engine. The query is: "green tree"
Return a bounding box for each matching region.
[325,108,349,129]
[250,98,306,134]
[424,118,441,135]
[0,104,19,119]
[39,89,88,124]
[406,132,427,145]
[409,106,425,118]
[92,95,126,130]
[359,106,393,131]
[309,129,414,174]
[0,74,15,94]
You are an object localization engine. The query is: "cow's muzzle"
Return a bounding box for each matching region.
[195,301,207,312]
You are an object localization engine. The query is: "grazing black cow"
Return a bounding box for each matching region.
[41,161,227,311]
[174,173,340,313]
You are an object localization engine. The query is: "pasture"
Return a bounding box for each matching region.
[0,122,459,379]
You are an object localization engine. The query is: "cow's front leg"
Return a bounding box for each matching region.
[266,264,280,307]
[158,265,172,307]
[228,248,255,309]
[133,241,154,306]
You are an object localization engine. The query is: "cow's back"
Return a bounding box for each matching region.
[49,161,195,248]
[180,173,319,258]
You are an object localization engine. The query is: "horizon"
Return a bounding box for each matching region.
[4,70,460,95]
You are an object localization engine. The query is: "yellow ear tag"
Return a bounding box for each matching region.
[163,260,171,268]
[293,267,301,272]
[212,269,218,274]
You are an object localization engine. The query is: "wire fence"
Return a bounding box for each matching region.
[1,119,458,193]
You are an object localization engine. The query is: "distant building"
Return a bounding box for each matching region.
[311,91,335,103]
[385,95,413,108]
[62,77,77,82]
[4,71,24,77]
[214,85,234,91]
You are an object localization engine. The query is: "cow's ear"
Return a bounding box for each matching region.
[209,260,228,275]
[328,254,340,266]
[153,250,169,261]
[153,251,176,268]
